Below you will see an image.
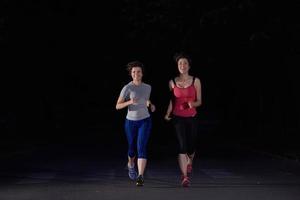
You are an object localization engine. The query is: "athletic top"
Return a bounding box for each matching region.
[119,81,151,120]
[172,77,197,117]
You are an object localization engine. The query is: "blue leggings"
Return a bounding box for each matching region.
[124,117,152,159]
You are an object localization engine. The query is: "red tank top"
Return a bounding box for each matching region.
[172,77,197,117]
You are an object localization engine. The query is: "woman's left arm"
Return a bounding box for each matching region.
[147,100,156,112]
[188,77,202,108]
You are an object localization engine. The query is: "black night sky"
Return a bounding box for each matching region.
[3,0,300,157]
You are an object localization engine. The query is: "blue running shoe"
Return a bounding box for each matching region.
[128,166,137,180]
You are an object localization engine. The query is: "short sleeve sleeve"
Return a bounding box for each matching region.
[119,85,129,99]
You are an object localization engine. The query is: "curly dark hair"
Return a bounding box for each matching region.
[126,60,145,75]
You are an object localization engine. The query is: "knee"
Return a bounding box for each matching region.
[137,147,147,159]
[128,151,135,158]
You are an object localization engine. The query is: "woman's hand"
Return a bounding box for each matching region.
[129,98,138,105]
[147,100,155,112]
[164,114,172,121]
[150,104,156,112]
[188,101,194,108]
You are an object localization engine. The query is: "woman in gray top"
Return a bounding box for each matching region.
[116,61,155,186]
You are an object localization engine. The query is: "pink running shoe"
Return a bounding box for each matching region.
[181,176,190,187]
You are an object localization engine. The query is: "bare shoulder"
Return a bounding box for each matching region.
[194,77,201,84]
[143,82,151,87]
[193,77,201,88]
[168,79,175,89]
[168,79,173,85]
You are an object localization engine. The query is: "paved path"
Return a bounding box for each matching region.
[0,144,299,200]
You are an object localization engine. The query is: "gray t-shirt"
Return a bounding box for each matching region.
[119,82,151,120]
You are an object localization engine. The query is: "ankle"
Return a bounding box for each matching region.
[128,163,134,168]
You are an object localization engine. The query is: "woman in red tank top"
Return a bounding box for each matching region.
[164,52,202,187]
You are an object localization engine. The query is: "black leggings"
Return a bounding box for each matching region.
[172,116,198,155]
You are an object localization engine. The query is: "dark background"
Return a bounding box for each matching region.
[3,0,300,157]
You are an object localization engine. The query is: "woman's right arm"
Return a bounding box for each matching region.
[164,100,173,120]
[164,80,174,121]
[116,96,135,110]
